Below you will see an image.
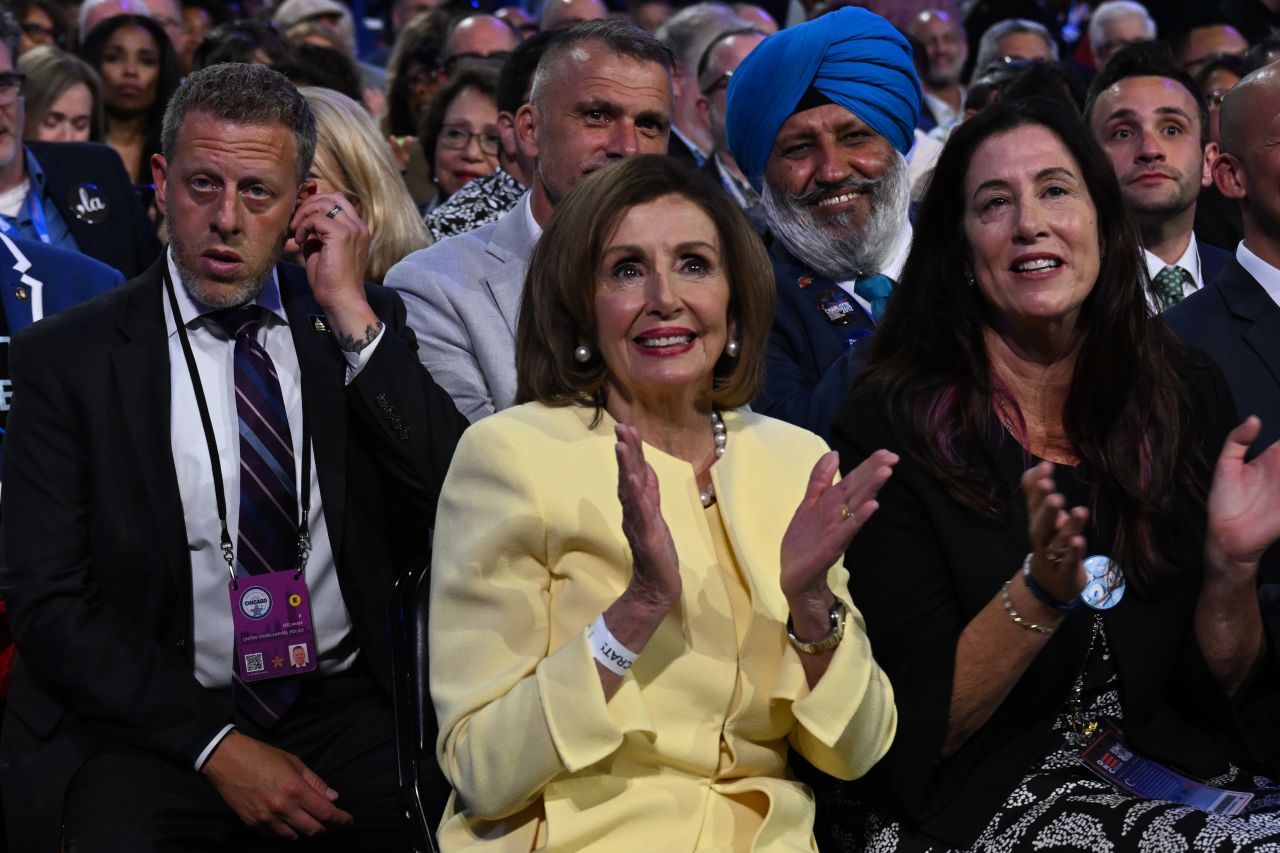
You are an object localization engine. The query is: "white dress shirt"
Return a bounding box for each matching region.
[1236,241,1280,310]
[1144,234,1206,292]
[836,221,914,319]
[163,250,381,705]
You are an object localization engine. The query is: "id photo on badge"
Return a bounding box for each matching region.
[288,643,310,668]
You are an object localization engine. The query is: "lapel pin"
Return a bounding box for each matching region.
[14,287,27,302]
[309,315,329,332]
[797,274,813,289]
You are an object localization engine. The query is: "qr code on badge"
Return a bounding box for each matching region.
[244,653,265,673]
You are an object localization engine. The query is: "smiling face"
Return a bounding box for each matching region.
[594,194,733,407]
[963,124,1100,335]
[35,82,93,142]
[911,10,967,88]
[153,111,301,308]
[0,44,26,186]
[1091,75,1209,225]
[433,85,499,198]
[98,24,160,115]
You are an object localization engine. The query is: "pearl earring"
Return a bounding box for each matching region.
[725,339,741,358]
[573,344,592,363]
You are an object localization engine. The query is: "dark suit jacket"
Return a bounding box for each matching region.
[666,131,702,167]
[753,242,873,440]
[26,141,162,279]
[1199,241,1231,285]
[1166,256,1280,634]
[0,233,123,335]
[0,260,468,851]
[822,356,1280,849]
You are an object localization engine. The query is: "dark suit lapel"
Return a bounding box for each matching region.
[110,261,189,591]
[1220,262,1280,390]
[278,265,348,560]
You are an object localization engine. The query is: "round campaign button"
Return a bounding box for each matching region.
[239,585,273,620]
[67,183,110,224]
[1081,555,1125,610]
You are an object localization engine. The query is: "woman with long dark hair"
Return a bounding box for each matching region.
[823,96,1280,850]
[81,14,180,183]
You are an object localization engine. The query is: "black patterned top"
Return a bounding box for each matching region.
[424,169,526,242]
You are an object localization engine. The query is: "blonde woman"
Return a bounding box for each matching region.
[295,86,433,283]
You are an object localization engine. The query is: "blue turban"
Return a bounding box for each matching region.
[725,7,922,191]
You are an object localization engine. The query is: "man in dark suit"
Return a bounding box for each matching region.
[0,62,466,852]
[1085,42,1230,308]
[723,8,921,440]
[1166,64,1280,637]
[0,12,160,280]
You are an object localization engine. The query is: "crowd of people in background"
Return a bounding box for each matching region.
[2,0,1280,850]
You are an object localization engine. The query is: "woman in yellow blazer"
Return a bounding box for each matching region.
[429,156,898,851]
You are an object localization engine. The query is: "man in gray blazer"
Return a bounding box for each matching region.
[385,21,676,421]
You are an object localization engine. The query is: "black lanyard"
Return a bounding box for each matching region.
[162,262,313,584]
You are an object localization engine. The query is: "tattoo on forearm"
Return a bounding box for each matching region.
[338,321,384,354]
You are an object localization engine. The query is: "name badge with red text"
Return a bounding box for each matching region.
[229,572,318,682]
[1079,727,1253,816]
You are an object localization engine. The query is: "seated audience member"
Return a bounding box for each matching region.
[417,69,500,216]
[424,30,555,241]
[694,25,766,235]
[733,2,776,33]
[386,20,675,422]
[430,154,897,851]
[272,0,387,114]
[0,62,467,852]
[0,13,159,278]
[1087,0,1155,68]
[539,0,608,32]
[12,0,67,55]
[971,18,1059,73]
[908,8,967,132]
[191,19,291,69]
[274,42,365,103]
[1170,15,1249,77]
[1086,42,1229,309]
[1243,31,1280,75]
[18,46,103,142]
[365,0,440,66]
[81,14,180,184]
[292,87,432,283]
[655,2,744,167]
[724,7,919,439]
[818,95,1280,852]
[1197,52,1244,144]
[1168,64,1280,598]
[177,0,230,73]
[437,13,518,82]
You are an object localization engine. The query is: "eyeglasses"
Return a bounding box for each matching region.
[442,51,511,76]
[701,69,733,96]
[438,125,500,155]
[1207,88,1230,108]
[0,73,26,102]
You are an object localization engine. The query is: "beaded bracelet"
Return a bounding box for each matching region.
[1021,554,1080,612]
[1000,580,1054,635]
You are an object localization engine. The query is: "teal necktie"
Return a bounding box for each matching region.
[854,274,894,321]
[1154,265,1193,310]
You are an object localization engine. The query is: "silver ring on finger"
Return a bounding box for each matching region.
[326,204,343,219]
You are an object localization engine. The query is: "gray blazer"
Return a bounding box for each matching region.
[385,193,538,422]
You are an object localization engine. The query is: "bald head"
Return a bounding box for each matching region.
[1218,64,1280,160]
[541,0,608,31]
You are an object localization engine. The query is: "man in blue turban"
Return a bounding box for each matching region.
[725,6,922,440]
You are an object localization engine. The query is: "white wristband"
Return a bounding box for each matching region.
[587,614,639,676]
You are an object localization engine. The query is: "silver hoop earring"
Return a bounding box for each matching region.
[725,339,741,358]
[573,344,592,363]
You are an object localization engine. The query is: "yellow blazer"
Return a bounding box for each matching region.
[429,403,896,851]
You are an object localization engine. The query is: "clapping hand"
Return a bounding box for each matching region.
[615,423,682,611]
[1021,461,1088,604]
[779,450,898,606]
[1207,416,1280,575]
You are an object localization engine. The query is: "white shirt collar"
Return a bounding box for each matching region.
[882,221,913,282]
[520,191,542,242]
[164,247,285,334]
[1236,241,1280,310]
[1143,234,1203,289]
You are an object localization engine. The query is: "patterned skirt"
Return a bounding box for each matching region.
[829,623,1280,852]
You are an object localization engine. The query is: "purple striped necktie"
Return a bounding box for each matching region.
[210,305,302,728]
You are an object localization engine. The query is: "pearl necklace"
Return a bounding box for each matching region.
[699,410,727,508]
